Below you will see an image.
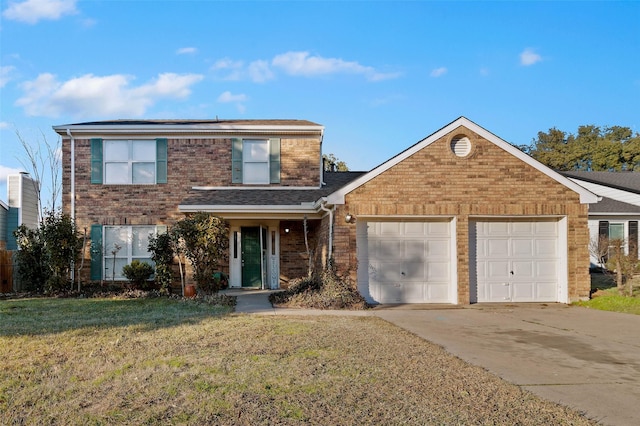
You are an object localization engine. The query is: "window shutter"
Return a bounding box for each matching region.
[629,221,638,259]
[231,138,243,183]
[90,224,103,280]
[269,138,281,184]
[598,221,610,263]
[156,138,168,184]
[90,138,103,184]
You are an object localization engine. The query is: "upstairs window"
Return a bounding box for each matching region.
[232,138,280,184]
[90,138,168,184]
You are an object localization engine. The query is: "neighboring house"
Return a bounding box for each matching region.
[54,117,597,304]
[562,171,640,268]
[0,173,40,292]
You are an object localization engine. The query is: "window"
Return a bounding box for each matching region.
[91,138,167,185]
[243,140,270,184]
[609,223,624,241]
[104,140,156,184]
[231,138,280,184]
[103,225,156,280]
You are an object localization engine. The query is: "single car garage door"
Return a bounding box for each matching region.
[472,220,560,303]
[357,220,454,304]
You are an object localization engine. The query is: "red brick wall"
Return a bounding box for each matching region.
[330,126,591,303]
[63,135,321,283]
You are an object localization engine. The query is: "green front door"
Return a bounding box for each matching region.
[241,227,262,287]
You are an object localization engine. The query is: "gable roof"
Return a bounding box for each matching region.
[326,116,599,205]
[588,196,640,214]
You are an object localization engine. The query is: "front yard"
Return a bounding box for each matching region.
[574,273,640,315]
[0,297,595,425]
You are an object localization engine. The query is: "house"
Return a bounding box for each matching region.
[54,117,598,304]
[562,171,640,268]
[0,172,40,292]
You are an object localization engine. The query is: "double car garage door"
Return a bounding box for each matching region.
[357,219,561,304]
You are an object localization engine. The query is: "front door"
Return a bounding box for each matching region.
[241,227,262,287]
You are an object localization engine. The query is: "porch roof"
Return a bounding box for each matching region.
[178,171,365,217]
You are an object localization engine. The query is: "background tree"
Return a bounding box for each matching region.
[323,153,349,171]
[522,125,640,171]
[173,212,229,293]
[15,129,62,217]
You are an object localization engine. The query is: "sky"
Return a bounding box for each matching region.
[1,0,639,207]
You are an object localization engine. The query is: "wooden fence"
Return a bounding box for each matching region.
[0,249,14,293]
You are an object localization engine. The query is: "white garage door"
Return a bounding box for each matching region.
[473,221,560,303]
[357,221,454,304]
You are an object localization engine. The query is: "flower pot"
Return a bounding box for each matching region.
[184,285,196,298]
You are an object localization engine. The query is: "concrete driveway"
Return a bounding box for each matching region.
[374,304,640,426]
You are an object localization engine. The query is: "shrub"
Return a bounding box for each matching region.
[148,232,174,295]
[122,260,155,290]
[270,268,368,310]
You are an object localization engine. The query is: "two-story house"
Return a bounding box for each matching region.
[54,117,598,304]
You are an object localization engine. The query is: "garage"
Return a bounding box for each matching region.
[471,220,562,303]
[357,220,455,304]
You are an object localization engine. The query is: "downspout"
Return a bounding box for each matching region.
[319,199,335,265]
[67,129,75,283]
[66,129,75,222]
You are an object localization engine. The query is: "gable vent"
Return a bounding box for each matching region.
[451,136,471,157]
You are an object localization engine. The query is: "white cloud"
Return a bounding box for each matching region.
[520,48,542,66]
[217,91,247,103]
[247,60,274,83]
[272,51,400,81]
[0,122,10,129]
[2,0,78,24]
[1,66,16,88]
[430,67,447,78]
[16,72,204,118]
[211,58,245,81]
[177,47,198,55]
[0,165,26,183]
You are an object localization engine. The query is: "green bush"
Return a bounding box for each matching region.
[122,260,155,290]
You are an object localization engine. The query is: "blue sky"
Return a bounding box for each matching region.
[1,0,639,206]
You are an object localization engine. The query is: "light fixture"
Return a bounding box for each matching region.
[284,228,290,234]
[345,214,354,223]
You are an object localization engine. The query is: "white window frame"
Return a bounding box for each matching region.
[243,139,270,184]
[103,225,157,280]
[104,140,156,184]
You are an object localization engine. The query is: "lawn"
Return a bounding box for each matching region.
[575,273,640,315]
[1,298,595,425]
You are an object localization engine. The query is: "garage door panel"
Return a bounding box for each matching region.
[474,220,559,303]
[360,220,453,304]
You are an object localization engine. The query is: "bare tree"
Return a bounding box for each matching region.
[15,129,62,217]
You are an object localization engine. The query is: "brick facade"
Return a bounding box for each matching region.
[326,126,591,303]
[62,134,322,284]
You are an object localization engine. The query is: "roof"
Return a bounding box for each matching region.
[54,119,321,127]
[325,116,599,205]
[588,196,640,214]
[179,171,366,215]
[561,171,640,195]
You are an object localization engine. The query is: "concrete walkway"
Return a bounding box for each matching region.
[228,290,640,425]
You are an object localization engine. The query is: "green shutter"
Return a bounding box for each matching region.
[231,138,243,183]
[156,138,168,184]
[90,224,103,281]
[269,138,281,184]
[90,138,103,184]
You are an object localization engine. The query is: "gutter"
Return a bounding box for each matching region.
[66,129,75,221]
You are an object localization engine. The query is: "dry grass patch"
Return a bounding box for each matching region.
[1,298,595,425]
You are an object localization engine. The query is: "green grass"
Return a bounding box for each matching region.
[0,297,595,425]
[575,287,640,315]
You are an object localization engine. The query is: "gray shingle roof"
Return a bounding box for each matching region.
[59,119,322,127]
[561,171,640,194]
[180,171,366,207]
[588,196,640,213]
